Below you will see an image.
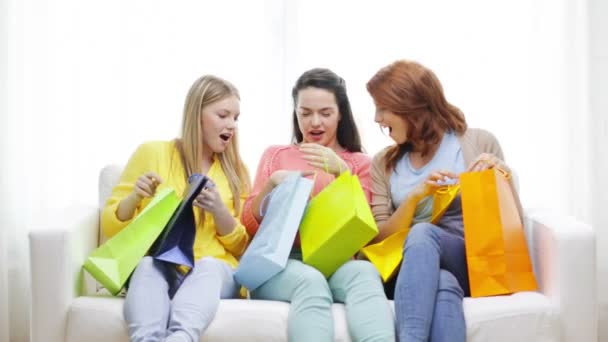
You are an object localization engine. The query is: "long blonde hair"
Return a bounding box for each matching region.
[177,75,250,213]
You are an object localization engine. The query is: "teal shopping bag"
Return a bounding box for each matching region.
[83,188,180,295]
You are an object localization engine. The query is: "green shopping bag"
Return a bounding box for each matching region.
[84,188,180,295]
[299,172,378,277]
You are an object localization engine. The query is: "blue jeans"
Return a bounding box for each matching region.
[124,256,238,342]
[251,259,395,342]
[394,223,469,342]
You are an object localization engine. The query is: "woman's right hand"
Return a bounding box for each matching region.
[116,172,163,222]
[251,169,315,223]
[131,172,163,200]
[410,170,458,202]
[269,170,314,187]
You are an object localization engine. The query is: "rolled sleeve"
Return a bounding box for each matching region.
[218,222,249,257]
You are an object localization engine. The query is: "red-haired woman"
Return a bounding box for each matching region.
[366,60,522,342]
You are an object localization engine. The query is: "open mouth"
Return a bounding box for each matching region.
[309,130,325,137]
[219,133,232,142]
[380,124,392,134]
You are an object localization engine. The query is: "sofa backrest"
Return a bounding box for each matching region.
[98,165,123,246]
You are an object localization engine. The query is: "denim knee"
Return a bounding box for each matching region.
[404,222,440,250]
[438,270,464,299]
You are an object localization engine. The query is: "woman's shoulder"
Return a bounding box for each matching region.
[339,150,371,173]
[264,144,295,153]
[461,128,499,145]
[260,144,300,160]
[131,140,175,157]
[341,149,371,162]
[459,128,504,161]
[371,146,393,165]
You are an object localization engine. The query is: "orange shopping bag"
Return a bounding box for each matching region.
[460,168,537,297]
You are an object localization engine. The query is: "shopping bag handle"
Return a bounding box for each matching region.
[434,167,511,194]
[435,184,460,194]
[259,188,276,218]
[259,171,316,218]
[495,167,510,179]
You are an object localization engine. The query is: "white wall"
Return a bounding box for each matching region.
[2,0,597,340]
[287,0,589,215]
[590,0,608,339]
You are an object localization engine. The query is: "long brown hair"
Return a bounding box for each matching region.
[178,75,250,213]
[366,60,467,172]
[291,68,363,152]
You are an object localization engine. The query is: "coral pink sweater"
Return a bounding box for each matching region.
[241,145,372,245]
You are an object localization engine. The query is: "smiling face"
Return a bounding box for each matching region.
[295,87,341,147]
[201,95,240,154]
[374,107,409,145]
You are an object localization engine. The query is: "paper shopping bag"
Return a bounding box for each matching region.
[431,184,461,224]
[361,227,409,282]
[235,174,313,290]
[299,172,378,278]
[460,168,537,297]
[362,184,461,282]
[152,174,210,268]
[83,188,180,295]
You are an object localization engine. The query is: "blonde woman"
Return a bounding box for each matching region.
[101,75,250,342]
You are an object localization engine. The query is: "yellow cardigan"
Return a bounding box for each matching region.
[101,140,249,268]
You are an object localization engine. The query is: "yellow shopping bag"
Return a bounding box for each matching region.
[299,172,378,278]
[362,184,461,282]
[431,184,461,224]
[460,168,537,297]
[361,228,409,282]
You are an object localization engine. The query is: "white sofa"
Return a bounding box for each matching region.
[29,165,598,342]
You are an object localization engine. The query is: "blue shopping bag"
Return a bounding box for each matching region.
[235,173,313,290]
[153,174,211,268]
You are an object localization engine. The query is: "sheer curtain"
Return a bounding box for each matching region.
[2,0,599,341]
[4,1,288,340]
[1,0,12,339]
[590,0,608,338]
[286,0,591,216]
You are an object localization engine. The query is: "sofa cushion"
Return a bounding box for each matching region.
[66,297,351,342]
[463,292,559,341]
[66,292,558,342]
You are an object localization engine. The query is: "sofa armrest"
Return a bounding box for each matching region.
[29,206,99,342]
[524,208,597,342]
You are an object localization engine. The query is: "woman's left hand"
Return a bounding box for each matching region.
[467,153,508,172]
[299,143,349,177]
[193,185,229,216]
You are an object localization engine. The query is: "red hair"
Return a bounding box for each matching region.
[367,60,467,171]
